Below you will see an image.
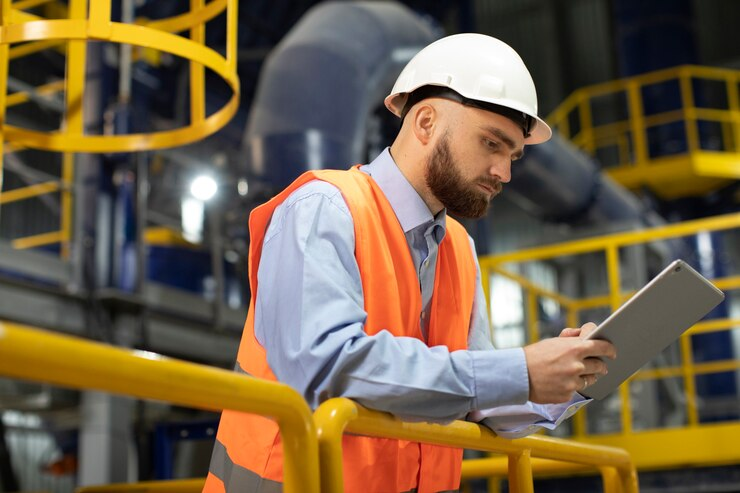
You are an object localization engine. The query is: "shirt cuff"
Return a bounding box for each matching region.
[470,347,529,409]
[481,394,592,439]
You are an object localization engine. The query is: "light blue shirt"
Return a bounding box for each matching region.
[255,148,587,438]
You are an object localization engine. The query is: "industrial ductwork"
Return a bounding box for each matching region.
[245,1,659,229]
[244,1,436,189]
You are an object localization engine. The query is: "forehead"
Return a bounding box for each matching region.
[458,105,525,148]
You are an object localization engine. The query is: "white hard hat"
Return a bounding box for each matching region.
[384,33,552,144]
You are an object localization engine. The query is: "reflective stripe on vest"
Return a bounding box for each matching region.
[206,439,282,493]
[205,167,477,493]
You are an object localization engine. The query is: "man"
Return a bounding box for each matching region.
[205,33,616,493]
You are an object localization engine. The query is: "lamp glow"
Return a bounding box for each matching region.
[190,175,218,201]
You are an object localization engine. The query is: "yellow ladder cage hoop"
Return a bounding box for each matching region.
[0,0,240,153]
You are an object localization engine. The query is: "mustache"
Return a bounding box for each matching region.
[479,177,503,194]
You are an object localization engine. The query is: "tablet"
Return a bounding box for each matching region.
[581,259,725,400]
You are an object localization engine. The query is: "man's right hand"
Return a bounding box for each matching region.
[523,323,616,403]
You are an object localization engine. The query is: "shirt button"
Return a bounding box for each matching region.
[421,312,426,320]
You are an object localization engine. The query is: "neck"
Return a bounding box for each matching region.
[388,142,444,215]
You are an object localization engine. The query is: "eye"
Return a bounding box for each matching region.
[483,138,499,151]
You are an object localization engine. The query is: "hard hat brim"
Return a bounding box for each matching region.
[384,91,552,145]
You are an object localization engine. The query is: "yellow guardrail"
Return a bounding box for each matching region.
[547,65,740,199]
[479,212,740,440]
[77,478,205,493]
[0,0,239,154]
[0,322,321,493]
[1,0,241,254]
[0,320,640,491]
[313,398,638,493]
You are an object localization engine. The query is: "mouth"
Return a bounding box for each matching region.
[477,181,501,196]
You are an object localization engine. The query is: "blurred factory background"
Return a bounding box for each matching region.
[0,0,739,491]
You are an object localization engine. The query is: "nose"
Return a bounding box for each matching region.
[489,158,512,184]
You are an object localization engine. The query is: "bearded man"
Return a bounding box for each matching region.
[205,33,616,493]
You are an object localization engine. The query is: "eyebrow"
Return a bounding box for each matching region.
[480,125,525,160]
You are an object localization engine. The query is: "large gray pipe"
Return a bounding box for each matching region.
[508,134,659,225]
[245,1,659,227]
[244,1,436,189]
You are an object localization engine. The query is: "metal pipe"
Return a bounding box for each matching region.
[0,322,321,493]
[244,1,436,190]
[119,0,134,104]
[313,398,638,493]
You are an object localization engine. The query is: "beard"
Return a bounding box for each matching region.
[424,134,502,219]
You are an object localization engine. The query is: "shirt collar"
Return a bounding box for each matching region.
[361,148,445,233]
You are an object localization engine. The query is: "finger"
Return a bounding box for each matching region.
[581,339,617,359]
[582,357,608,376]
[578,322,598,339]
[560,328,581,338]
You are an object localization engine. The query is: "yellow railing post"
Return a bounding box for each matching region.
[600,466,622,493]
[0,0,10,192]
[577,92,595,156]
[626,79,648,168]
[727,72,740,152]
[61,152,74,258]
[190,0,205,123]
[526,290,539,344]
[605,244,632,434]
[678,68,700,153]
[0,322,321,493]
[567,305,588,437]
[508,450,534,493]
[487,476,502,493]
[313,397,357,493]
[482,266,493,341]
[680,333,699,426]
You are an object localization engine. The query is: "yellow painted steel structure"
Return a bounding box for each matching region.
[0,322,321,493]
[0,0,239,153]
[479,212,740,469]
[0,0,240,253]
[313,397,638,493]
[548,65,740,200]
[77,479,205,493]
[0,321,639,493]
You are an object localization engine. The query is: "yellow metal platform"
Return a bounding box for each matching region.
[548,65,740,200]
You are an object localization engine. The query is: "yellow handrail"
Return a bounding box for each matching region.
[461,456,628,493]
[0,322,321,493]
[77,478,205,493]
[481,212,740,267]
[479,212,740,464]
[313,397,638,493]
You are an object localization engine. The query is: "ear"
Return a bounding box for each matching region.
[410,103,436,146]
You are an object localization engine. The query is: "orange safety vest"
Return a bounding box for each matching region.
[204,167,477,493]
